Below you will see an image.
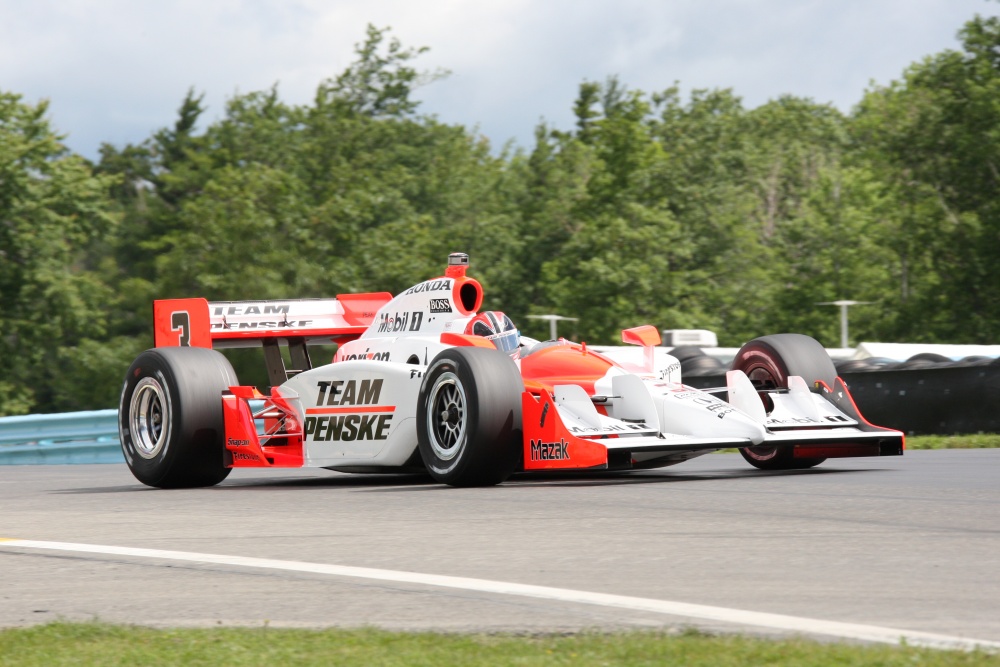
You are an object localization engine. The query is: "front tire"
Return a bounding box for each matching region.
[731,334,835,471]
[417,347,523,486]
[119,347,237,488]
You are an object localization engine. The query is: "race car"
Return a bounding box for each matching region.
[119,252,904,488]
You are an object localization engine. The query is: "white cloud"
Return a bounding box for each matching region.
[0,0,991,158]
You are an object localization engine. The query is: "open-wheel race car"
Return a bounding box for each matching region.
[119,253,904,488]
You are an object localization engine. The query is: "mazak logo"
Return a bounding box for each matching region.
[377,311,424,333]
[429,298,451,313]
[404,279,452,295]
[530,438,569,461]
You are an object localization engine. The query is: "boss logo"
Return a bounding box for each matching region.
[429,298,452,313]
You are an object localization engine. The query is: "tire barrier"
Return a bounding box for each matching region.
[679,350,1000,435]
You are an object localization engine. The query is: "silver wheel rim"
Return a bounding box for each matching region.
[426,371,467,461]
[130,377,169,459]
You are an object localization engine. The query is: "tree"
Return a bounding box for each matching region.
[0,92,119,414]
[851,14,1000,342]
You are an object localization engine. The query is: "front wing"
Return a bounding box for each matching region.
[520,377,904,472]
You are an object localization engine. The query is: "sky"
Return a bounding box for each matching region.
[0,0,993,160]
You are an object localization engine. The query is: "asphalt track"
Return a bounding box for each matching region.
[1,449,998,650]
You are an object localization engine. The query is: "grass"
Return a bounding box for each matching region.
[904,433,1000,449]
[0,623,998,667]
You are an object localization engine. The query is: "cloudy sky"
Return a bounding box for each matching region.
[0,0,992,160]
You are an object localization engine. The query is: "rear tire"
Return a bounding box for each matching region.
[417,347,523,486]
[119,347,237,488]
[730,334,834,471]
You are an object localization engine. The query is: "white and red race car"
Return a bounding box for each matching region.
[119,253,903,488]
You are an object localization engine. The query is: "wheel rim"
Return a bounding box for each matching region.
[746,365,780,390]
[426,371,467,461]
[130,377,169,460]
[743,444,778,461]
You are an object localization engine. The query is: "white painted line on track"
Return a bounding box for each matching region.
[1,538,997,652]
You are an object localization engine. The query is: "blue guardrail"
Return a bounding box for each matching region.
[0,410,123,465]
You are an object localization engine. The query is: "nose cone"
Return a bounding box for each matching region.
[712,407,767,445]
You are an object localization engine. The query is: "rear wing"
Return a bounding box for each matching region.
[153,294,392,349]
[153,294,392,387]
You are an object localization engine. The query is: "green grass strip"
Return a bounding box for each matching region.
[904,433,1000,449]
[1,623,997,667]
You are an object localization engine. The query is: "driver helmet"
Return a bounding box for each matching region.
[465,311,519,353]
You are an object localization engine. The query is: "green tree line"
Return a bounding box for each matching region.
[3,17,1000,416]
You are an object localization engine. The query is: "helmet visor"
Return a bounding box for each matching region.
[488,329,520,353]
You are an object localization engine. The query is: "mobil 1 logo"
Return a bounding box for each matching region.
[377,311,424,333]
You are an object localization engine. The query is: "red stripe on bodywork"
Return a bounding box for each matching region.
[306,406,396,415]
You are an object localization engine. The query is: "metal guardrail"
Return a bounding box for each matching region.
[0,409,119,446]
[0,401,267,465]
[0,410,123,465]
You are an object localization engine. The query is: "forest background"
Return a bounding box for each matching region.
[3,15,1000,416]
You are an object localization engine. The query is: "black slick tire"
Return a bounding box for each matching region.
[119,347,237,488]
[730,333,835,471]
[417,347,523,486]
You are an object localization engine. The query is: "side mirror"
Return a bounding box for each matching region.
[621,325,661,372]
